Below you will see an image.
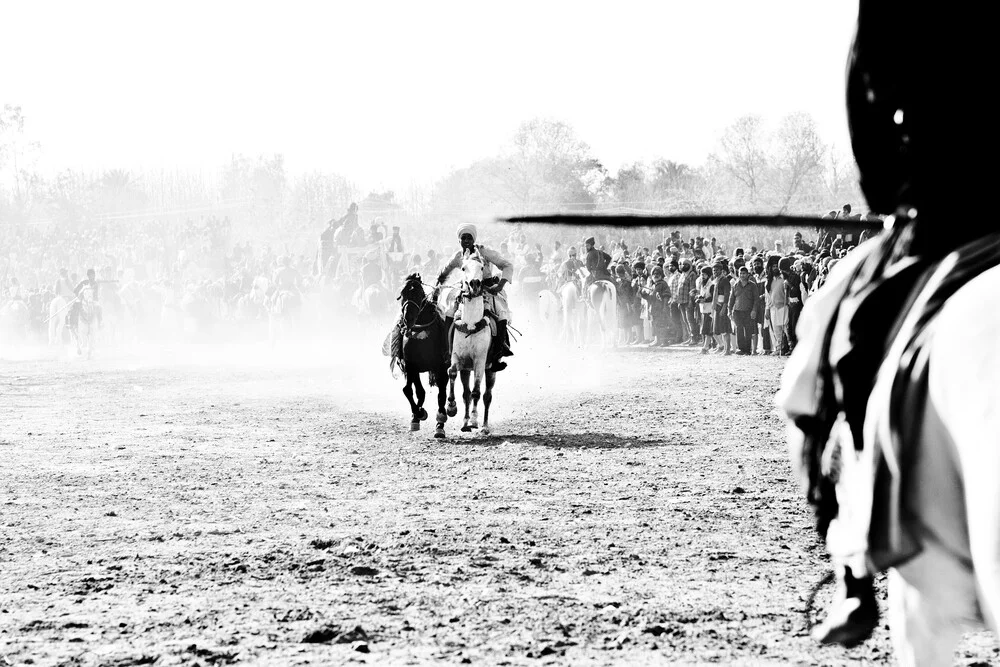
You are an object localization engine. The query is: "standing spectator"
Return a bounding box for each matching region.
[674,258,696,344]
[751,255,770,354]
[728,266,757,355]
[766,257,790,355]
[666,259,684,343]
[780,257,802,350]
[639,265,670,347]
[614,264,636,345]
[696,266,715,354]
[630,261,648,345]
[712,260,732,355]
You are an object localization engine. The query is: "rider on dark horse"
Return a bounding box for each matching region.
[781,0,996,648]
[69,268,102,332]
[436,223,514,372]
[582,237,612,307]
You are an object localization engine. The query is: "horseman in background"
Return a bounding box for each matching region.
[582,236,612,305]
[360,252,383,291]
[556,246,584,292]
[54,268,75,303]
[333,203,365,248]
[70,268,102,332]
[269,255,302,308]
[437,224,514,372]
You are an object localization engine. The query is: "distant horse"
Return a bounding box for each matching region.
[268,289,302,345]
[396,273,449,438]
[236,277,269,321]
[445,250,496,434]
[558,282,583,344]
[73,290,98,359]
[0,299,29,344]
[359,283,391,320]
[586,279,618,348]
[537,289,562,338]
[48,295,71,346]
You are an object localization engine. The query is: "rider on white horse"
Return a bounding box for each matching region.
[437,223,514,372]
[557,246,584,292]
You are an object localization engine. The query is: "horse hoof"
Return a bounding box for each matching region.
[481,427,491,436]
[434,427,446,439]
[461,424,472,432]
[410,421,420,431]
[446,403,458,418]
[469,420,479,429]
[418,408,428,421]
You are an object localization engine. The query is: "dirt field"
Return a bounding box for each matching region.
[2,337,996,666]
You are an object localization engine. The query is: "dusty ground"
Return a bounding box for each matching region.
[1,336,996,666]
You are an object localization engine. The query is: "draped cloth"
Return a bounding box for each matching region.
[779,227,1000,575]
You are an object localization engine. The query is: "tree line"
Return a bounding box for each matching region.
[1,103,862,230]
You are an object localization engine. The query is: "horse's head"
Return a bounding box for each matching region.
[399,273,426,327]
[461,250,485,297]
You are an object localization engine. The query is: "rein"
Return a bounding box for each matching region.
[400,291,439,337]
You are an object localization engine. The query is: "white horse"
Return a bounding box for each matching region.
[783,235,1000,667]
[48,295,70,346]
[586,280,618,348]
[73,290,98,359]
[558,282,583,345]
[537,289,562,339]
[445,251,496,435]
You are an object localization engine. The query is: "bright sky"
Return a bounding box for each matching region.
[2,0,858,193]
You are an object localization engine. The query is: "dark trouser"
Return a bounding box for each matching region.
[688,302,699,342]
[732,309,752,353]
[788,301,803,346]
[651,316,669,344]
[761,321,772,352]
[669,303,683,341]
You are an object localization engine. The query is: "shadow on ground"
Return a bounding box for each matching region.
[454,432,696,450]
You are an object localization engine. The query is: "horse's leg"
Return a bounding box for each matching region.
[434,365,448,439]
[481,371,495,436]
[414,374,427,421]
[446,359,458,417]
[460,370,473,432]
[403,373,420,431]
[48,305,57,346]
[469,366,482,430]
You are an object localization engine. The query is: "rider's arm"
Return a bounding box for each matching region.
[437,253,461,284]
[480,247,514,283]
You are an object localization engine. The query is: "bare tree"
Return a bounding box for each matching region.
[717,114,769,205]
[772,112,826,213]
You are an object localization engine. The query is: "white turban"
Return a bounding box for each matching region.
[457,223,478,242]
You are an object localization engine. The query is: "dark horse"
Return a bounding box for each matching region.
[396,274,449,438]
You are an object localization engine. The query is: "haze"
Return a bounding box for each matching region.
[2,0,858,192]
